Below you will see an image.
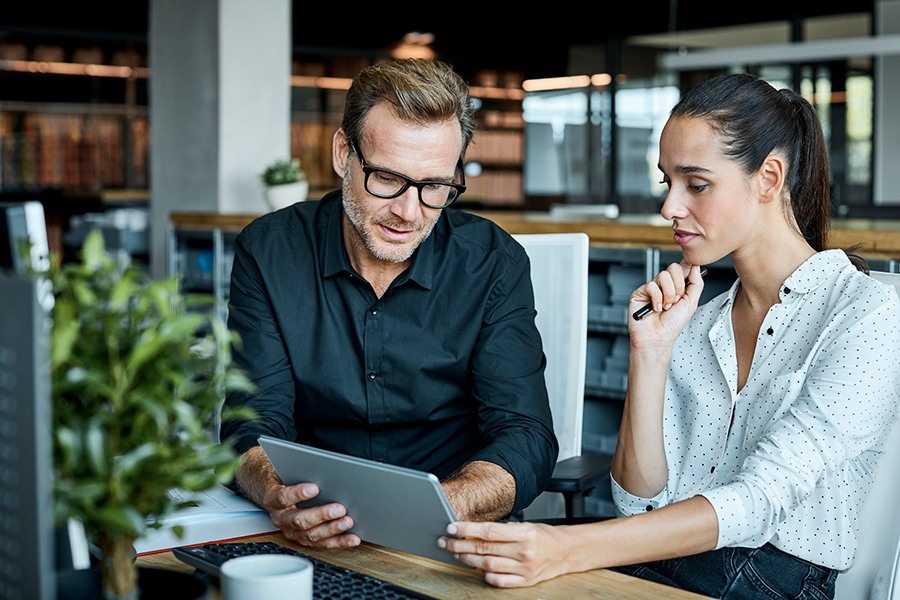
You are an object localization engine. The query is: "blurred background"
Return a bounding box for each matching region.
[0,0,897,275]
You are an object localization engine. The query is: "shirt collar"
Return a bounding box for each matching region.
[782,249,849,294]
[715,248,850,311]
[322,191,349,278]
[321,191,437,290]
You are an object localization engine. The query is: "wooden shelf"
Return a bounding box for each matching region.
[170,210,900,259]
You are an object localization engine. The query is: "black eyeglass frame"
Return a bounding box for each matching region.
[349,140,466,209]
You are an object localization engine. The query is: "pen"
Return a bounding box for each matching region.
[632,268,708,321]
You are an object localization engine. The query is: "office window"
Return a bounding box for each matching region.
[846,74,873,187]
[522,89,590,198]
[614,82,680,207]
[758,62,874,211]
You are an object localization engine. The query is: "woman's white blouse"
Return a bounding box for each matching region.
[612,250,900,570]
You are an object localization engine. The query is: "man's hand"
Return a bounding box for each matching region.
[236,446,360,548]
[262,481,360,548]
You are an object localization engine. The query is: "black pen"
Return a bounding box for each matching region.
[632,268,707,321]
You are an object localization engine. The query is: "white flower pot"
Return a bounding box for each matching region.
[265,181,309,211]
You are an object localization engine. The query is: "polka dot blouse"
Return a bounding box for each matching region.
[612,250,900,570]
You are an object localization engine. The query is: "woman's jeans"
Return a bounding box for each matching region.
[612,543,837,600]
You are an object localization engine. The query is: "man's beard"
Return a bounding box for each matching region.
[342,172,439,264]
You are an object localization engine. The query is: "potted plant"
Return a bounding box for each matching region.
[48,231,254,600]
[260,158,308,211]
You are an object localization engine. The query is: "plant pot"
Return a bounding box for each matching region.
[265,181,309,211]
[138,567,209,600]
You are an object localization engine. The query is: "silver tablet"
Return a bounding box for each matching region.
[258,435,459,565]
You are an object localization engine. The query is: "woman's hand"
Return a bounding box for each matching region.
[438,521,572,588]
[628,262,705,350]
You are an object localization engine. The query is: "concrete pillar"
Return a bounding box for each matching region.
[875,0,900,205]
[148,0,291,277]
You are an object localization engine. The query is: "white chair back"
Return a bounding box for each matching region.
[512,233,589,463]
[838,271,900,600]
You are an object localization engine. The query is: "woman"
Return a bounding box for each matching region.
[438,73,900,599]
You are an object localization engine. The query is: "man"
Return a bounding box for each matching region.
[221,58,557,549]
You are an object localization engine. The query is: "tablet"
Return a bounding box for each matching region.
[258,435,459,565]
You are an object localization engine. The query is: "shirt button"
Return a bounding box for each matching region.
[784,287,791,294]
[368,371,377,380]
[767,327,774,335]
[370,308,378,315]
[645,505,654,512]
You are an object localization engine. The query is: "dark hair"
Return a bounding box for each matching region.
[341,59,477,161]
[670,73,867,272]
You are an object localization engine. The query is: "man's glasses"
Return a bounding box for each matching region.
[350,141,466,209]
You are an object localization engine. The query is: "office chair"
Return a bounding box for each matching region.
[836,271,900,600]
[513,233,612,522]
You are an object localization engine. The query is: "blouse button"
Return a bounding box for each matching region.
[645,505,654,512]
[767,327,774,335]
[784,287,791,294]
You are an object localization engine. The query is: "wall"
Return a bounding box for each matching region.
[148,0,291,277]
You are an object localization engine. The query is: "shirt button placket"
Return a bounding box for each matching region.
[365,303,386,462]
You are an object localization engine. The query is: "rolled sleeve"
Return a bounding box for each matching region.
[611,471,669,517]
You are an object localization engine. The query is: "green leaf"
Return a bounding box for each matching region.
[115,443,159,476]
[80,230,108,273]
[109,270,138,311]
[55,426,81,471]
[85,422,109,478]
[97,505,146,537]
[51,302,80,368]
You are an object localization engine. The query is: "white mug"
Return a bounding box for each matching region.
[220,554,313,600]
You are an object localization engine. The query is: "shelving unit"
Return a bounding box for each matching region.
[465,113,525,206]
[167,223,239,324]
[0,43,151,261]
[0,101,149,191]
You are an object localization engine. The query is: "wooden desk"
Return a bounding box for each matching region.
[137,533,712,600]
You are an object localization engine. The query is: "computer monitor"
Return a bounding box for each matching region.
[0,274,55,600]
[0,201,50,274]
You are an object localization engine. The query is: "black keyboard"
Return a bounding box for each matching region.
[174,541,437,599]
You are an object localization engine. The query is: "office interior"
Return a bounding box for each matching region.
[4,2,900,597]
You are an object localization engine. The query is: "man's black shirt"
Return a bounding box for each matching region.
[221,191,558,513]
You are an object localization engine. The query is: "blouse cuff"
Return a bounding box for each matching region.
[610,471,669,516]
[699,486,749,549]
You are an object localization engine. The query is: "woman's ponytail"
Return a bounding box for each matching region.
[779,89,831,255]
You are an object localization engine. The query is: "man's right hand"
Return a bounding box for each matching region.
[235,445,360,548]
[262,481,361,548]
